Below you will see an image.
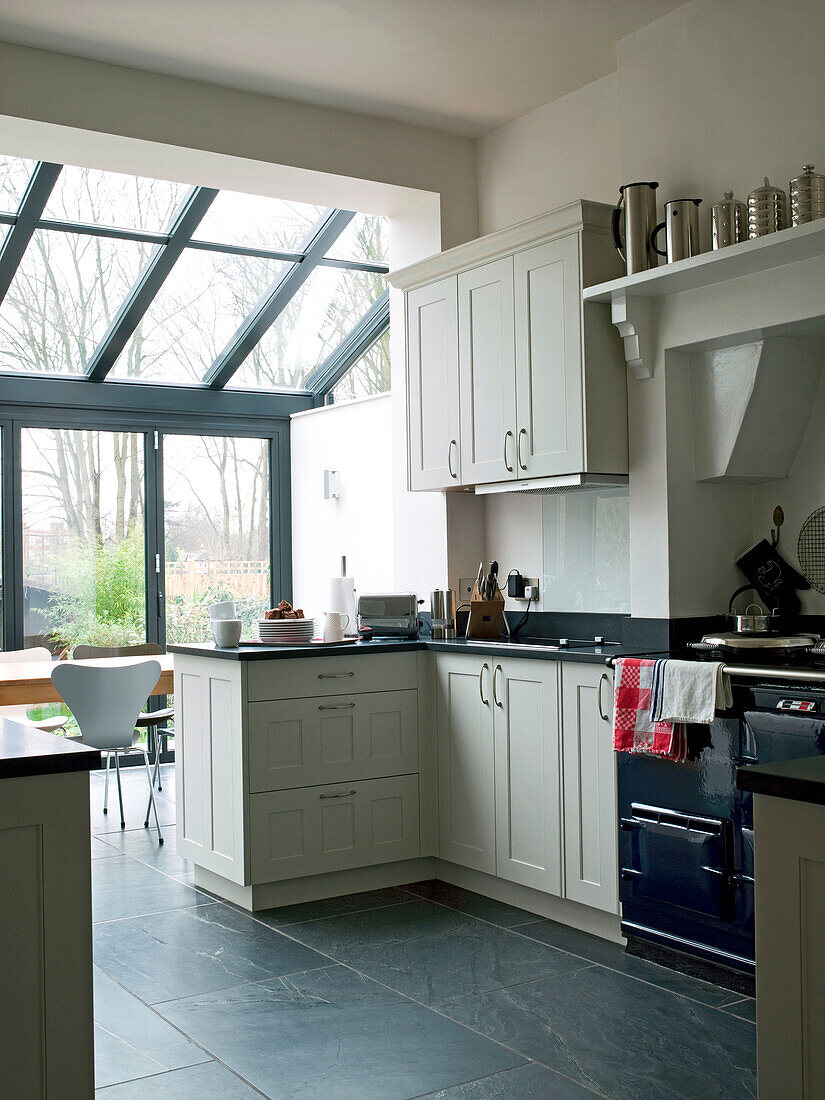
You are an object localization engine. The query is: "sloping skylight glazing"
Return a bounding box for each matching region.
[0,155,391,397]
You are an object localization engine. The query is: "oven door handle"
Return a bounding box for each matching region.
[739,754,759,765]
[620,867,643,880]
[732,872,755,887]
[620,817,641,831]
[701,864,727,879]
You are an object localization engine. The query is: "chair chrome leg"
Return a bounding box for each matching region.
[143,750,163,844]
[114,751,125,828]
[152,730,163,791]
[103,752,111,813]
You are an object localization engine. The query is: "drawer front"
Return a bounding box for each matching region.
[248,690,419,792]
[247,652,417,702]
[250,775,420,883]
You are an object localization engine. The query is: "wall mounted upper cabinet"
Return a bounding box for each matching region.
[392,201,628,493]
[406,276,461,490]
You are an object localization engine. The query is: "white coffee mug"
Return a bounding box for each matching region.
[209,601,237,620]
[211,618,242,647]
[322,611,349,643]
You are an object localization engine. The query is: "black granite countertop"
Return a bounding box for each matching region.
[0,718,101,780]
[169,636,655,665]
[737,756,825,807]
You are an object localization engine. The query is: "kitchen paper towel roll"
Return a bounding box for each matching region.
[327,576,356,631]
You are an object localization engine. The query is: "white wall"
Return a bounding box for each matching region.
[291,396,394,616]
[475,0,825,618]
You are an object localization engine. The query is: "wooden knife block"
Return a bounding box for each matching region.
[466,586,506,640]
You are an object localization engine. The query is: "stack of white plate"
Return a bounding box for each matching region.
[256,617,315,644]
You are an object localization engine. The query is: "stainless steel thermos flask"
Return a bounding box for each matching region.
[611,182,660,274]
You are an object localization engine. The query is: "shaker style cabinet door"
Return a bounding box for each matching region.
[457,257,517,486]
[406,276,461,490]
[560,663,618,913]
[514,236,584,478]
[493,659,563,895]
[436,655,496,874]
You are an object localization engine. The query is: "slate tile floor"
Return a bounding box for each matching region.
[91,766,756,1098]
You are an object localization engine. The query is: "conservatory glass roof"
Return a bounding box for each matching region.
[0,155,390,398]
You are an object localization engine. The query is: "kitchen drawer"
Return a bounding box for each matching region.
[246,652,417,701]
[249,774,420,883]
[248,689,419,792]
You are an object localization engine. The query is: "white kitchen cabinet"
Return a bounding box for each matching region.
[560,663,618,914]
[248,689,419,793]
[250,775,420,883]
[392,201,627,493]
[436,654,496,874]
[406,276,461,490]
[457,257,517,485]
[493,658,563,894]
[514,236,583,478]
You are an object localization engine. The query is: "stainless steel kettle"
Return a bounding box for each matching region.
[611,182,660,274]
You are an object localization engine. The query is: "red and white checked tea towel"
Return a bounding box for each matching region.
[612,657,687,763]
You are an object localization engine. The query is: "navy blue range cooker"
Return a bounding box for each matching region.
[617,664,825,977]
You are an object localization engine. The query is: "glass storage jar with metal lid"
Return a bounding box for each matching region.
[712,191,748,249]
[790,164,825,226]
[748,177,788,238]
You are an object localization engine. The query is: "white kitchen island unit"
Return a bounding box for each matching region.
[172,639,621,943]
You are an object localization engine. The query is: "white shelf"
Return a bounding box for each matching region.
[583,217,825,304]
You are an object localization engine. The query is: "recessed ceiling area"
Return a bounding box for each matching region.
[0,0,688,136]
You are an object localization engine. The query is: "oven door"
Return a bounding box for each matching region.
[620,803,735,922]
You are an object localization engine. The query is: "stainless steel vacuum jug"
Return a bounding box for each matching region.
[430,589,457,640]
[611,182,660,274]
[652,198,702,263]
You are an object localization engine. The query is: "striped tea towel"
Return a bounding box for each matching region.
[649,658,732,725]
[612,657,687,763]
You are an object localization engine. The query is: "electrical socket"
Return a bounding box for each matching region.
[458,577,475,602]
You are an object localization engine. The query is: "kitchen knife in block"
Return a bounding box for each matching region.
[466,585,506,640]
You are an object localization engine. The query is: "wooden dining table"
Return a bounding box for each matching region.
[0,653,174,706]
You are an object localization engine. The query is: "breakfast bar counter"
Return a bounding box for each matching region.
[0,721,100,1096]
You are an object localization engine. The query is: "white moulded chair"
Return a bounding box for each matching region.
[0,647,68,733]
[51,658,164,843]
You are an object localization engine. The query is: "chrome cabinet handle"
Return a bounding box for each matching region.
[493,664,503,708]
[319,703,355,711]
[448,438,458,479]
[503,431,514,473]
[598,672,610,722]
[478,662,490,705]
[318,672,354,679]
[517,428,528,471]
[320,789,357,799]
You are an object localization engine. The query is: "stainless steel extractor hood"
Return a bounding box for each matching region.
[473,473,629,496]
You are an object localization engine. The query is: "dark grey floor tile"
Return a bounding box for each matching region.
[92,836,121,860]
[95,1060,259,1097]
[285,898,476,955]
[440,965,756,1099]
[415,1061,597,1098]
[92,854,208,923]
[95,828,192,881]
[516,920,737,1008]
[247,886,412,929]
[401,880,540,928]
[156,965,525,1099]
[318,917,592,1005]
[95,901,329,1003]
[720,997,757,1023]
[93,967,210,1089]
[90,771,176,835]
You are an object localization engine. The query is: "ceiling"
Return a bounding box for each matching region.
[0,0,687,136]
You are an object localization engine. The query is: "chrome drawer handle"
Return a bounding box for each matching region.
[320,789,357,799]
[493,664,503,708]
[448,438,458,479]
[598,672,610,722]
[478,662,490,706]
[319,703,355,711]
[503,431,514,473]
[318,672,355,679]
[517,428,528,471]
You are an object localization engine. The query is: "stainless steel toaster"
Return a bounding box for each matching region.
[357,593,420,637]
